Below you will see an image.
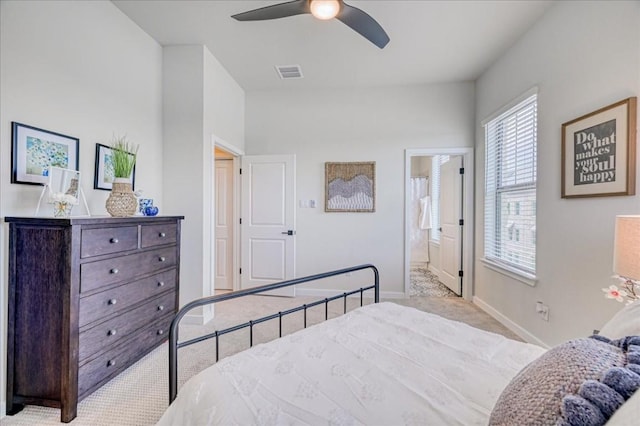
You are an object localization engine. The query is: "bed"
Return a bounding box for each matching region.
[158,265,640,426]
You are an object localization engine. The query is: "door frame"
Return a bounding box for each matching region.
[404,148,474,301]
[212,135,244,293]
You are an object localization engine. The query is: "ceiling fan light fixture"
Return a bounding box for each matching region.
[310,0,340,20]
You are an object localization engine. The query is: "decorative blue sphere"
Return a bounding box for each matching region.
[144,206,159,216]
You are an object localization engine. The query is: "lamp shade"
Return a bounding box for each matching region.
[613,215,640,281]
[310,0,340,20]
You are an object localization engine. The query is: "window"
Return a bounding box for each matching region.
[484,93,537,275]
[430,155,450,242]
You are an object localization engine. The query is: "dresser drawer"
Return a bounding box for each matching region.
[79,269,176,327]
[80,247,177,293]
[79,292,175,361]
[80,226,138,258]
[141,223,177,248]
[78,314,173,398]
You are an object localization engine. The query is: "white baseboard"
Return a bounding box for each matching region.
[473,296,549,349]
[428,264,440,276]
[295,288,406,300]
[182,306,214,326]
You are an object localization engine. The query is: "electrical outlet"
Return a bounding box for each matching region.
[536,301,549,321]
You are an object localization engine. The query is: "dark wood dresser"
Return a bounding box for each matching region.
[5,216,183,422]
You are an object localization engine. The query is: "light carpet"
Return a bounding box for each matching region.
[1,295,520,426]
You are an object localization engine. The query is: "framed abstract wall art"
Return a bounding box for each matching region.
[94,143,136,190]
[561,97,637,198]
[11,122,79,185]
[325,161,375,212]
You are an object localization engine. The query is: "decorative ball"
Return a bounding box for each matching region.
[144,206,159,216]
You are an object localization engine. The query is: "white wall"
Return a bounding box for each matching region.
[474,0,640,346]
[0,0,164,416]
[246,83,474,295]
[163,45,244,322]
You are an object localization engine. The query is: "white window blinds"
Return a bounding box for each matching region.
[484,94,537,275]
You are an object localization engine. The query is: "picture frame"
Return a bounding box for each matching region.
[325,161,376,212]
[48,167,81,202]
[11,122,79,185]
[94,143,136,191]
[561,97,637,198]
[34,167,91,217]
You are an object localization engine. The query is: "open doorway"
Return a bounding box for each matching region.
[404,148,474,301]
[212,137,243,294]
[409,155,458,298]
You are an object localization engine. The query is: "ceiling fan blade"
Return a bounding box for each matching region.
[336,2,390,49]
[231,0,310,21]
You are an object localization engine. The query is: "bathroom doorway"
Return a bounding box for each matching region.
[404,148,474,300]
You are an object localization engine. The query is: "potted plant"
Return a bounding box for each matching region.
[105,136,139,217]
[111,136,138,182]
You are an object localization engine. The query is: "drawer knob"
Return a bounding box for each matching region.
[159,232,166,238]
[108,298,117,305]
[157,329,164,335]
[158,281,165,287]
[108,329,117,336]
[110,268,119,274]
[158,305,164,311]
[159,256,166,262]
[107,360,116,367]
[110,238,119,244]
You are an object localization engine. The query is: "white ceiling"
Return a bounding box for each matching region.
[113,0,554,92]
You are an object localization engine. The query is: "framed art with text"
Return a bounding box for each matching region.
[561,97,637,198]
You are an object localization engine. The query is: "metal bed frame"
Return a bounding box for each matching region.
[168,264,380,403]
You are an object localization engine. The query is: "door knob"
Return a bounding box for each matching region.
[281,230,296,236]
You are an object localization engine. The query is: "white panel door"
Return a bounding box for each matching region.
[241,155,296,296]
[215,159,233,291]
[440,156,463,295]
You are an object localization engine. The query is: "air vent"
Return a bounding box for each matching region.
[275,64,303,79]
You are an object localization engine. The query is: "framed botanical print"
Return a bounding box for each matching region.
[11,122,79,185]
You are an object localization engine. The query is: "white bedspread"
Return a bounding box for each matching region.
[158,302,546,426]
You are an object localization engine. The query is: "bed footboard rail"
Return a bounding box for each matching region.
[168,263,379,403]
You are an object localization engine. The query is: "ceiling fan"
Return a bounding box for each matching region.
[231,0,390,49]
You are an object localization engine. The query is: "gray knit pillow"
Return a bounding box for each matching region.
[489,336,627,425]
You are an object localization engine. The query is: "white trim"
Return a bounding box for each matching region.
[214,137,244,157]
[480,257,538,287]
[473,296,549,349]
[481,86,539,126]
[1,401,5,419]
[295,288,405,300]
[212,135,244,293]
[183,309,214,326]
[428,264,440,276]
[404,148,475,301]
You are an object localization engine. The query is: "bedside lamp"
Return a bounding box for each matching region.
[613,215,640,282]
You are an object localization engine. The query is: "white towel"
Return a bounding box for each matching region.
[419,196,432,229]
